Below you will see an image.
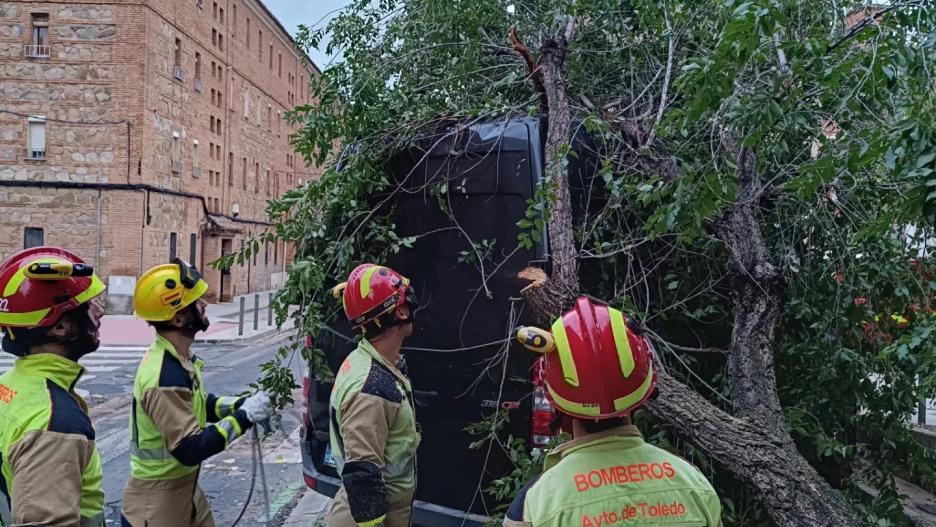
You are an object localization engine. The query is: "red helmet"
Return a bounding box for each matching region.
[517,296,656,420]
[332,264,416,330]
[0,247,106,328]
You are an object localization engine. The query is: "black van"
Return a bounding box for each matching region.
[299,118,598,525]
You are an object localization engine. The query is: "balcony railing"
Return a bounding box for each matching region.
[171,161,182,174]
[193,167,203,178]
[173,66,185,82]
[194,79,204,93]
[24,44,51,58]
[28,149,46,160]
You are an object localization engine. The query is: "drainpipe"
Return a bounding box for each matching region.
[95,189,102,270]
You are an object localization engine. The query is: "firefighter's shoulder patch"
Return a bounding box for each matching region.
[360,362,403,404]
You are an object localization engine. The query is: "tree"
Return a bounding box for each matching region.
[229,1,936,525]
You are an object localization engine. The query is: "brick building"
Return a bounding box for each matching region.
[0,0,319,309]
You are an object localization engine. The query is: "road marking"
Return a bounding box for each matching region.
[258,481,306,524]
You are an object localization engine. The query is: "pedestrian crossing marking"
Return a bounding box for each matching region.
[0,347,149,374]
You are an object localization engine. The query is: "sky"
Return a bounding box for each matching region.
[263,0,352,70]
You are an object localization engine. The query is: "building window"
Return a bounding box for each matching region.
[266,170,271,196]
[210,88,215,106]
[190,233,197,264]
[27,116,46,160]
[219,7,224,23]
[212,2,217,19]
[277,111,281,135]
[24,228,44,249]
[169,232,178,260]
[229,152,234,187]
[278,53,282,77]
[28,14,49,58]
[171,132,181,172]
[267,106,272,131]
[268,44,273,70]
[232,5,237,35]
[258,30,262,60]
[216,118,222,135]
[264,241,269,265]
[210,116,215,133]
[212,28,217,46]
[195,52,202,80]
[242,157,247,190]
[174,38,182,68]
[219,33,223,51]
[246,18,251,47]
[217,91,222,108]
[192,140,200,172]
[255,163,260,193]
[274,240,278,265]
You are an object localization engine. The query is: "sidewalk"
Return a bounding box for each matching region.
[99,290,295,346]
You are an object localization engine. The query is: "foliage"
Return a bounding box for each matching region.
[216,0,936,523]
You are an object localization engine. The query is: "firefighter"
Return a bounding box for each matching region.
[328,264,421,527]
[0,247,107,526]
[121,259,273,527]
[507,297,721,527]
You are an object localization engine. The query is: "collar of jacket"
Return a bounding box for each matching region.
[154,334,201,373]
[15,352,86,391]
[544,424,644,470]
[358,338,411,391]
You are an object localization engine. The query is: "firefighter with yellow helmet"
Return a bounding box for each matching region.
[0,246,107,526]
[120,258,273,527]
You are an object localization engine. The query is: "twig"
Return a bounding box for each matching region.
[644,12,675,148]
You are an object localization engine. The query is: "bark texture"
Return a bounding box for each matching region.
[647,368,861,527]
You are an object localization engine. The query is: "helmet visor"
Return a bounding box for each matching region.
[172,258,202,289]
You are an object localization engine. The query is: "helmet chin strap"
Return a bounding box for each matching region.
[180,303,210,336]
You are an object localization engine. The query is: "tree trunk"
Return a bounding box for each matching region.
[510,27,864,527]
[647,368,862,526]
[710,142,791,441]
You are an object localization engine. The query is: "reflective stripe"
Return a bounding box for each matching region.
[357,514,387,527]
[613,364,655,412]
[4,257,61,296]
[74,274,106,304]
[550,318,580,387]
[81,510,105,527]
[130,442,171,461]
[608,309,635,378]
[215,396,240,418]
[360,266,382,298]
[0,306,50,326]
[547,382,599,416]
[216,416,242,444]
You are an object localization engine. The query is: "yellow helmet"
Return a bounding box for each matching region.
[134,258,208,322]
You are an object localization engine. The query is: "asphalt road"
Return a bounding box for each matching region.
[59,334,310,526]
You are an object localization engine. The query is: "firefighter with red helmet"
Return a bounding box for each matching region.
[0,247,107,526]
[506,297,721,527]
[327,264,420,527]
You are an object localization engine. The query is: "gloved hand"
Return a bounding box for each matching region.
[241,391,273,423]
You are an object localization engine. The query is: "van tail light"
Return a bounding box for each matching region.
[532,386,557,448]
[303,473,318,490]
[302,373,312,428]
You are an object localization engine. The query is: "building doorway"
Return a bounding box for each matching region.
[220,238,233,302]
